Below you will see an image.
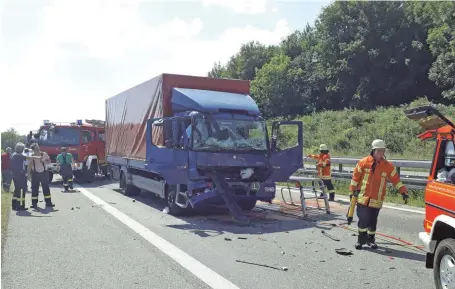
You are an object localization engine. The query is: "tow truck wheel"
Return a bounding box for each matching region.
[238,199,257,211]
[48,172,54,183]
[434,238,455,289]
[119,172,140,196]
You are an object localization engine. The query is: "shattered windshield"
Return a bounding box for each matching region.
[38,127,80,146]
[191,118,267,152]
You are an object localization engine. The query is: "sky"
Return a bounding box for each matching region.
[0,0,331,135]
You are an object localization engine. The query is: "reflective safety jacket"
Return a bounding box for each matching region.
[349,155,408,209]
[308,153,331,180]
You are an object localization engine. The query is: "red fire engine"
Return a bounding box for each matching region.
[27,119,107,183]
[405,105,455,289]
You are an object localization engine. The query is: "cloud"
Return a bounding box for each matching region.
[0,0,290,134]
[200,0,268,14]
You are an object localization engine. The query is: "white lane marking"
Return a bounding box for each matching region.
[276,186,425,215]
[77,186,240,289]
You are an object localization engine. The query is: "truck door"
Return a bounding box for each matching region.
[81,130,95,159]
[146,117,189,184]
[268,121,303,181]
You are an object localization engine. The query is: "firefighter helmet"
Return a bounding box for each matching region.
[319,144,328,151]
[371,139,386,150]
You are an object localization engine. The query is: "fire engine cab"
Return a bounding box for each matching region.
[27,119,107,183]
[405,105,455,289]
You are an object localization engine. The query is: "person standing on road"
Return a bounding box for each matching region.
[1,147,13,192]
[349,139,409,250]
[307,144,336,201]
[23,148,31,192]
[56,147,74,192]
[27,143,55,208]
[10,143,28,211]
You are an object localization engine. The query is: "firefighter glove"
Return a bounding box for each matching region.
[402,193,409,204]
[347,216,353,225]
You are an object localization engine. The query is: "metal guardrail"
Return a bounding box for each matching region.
[297,157,431,190]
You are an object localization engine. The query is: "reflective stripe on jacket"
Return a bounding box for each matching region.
[349,155,408,209]
[308,153,331,180]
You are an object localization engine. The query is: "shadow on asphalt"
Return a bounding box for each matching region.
[372,243,426,262]
[82,178,345,236]
[15,210,52,217]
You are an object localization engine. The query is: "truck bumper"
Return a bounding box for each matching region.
[188,187,275,208]
[419,232,431,252]
[419,231,436,269]
[45,162,84,174]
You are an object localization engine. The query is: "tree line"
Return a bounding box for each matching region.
[208,1,455,119]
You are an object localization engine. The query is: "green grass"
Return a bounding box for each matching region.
[1,189,12,255]
[270,98,455,160]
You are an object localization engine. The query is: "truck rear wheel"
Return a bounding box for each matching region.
[120,172,140,196]
[434,238,455,289]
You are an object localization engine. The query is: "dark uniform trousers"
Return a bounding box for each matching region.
[12,175,27,209]
[356,204,380,244]
[60,163,73,191]
[31,171,52,206]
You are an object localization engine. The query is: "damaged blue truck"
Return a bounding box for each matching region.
[105,74,303,222]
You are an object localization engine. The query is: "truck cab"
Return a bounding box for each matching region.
[405,105,455,289]
[110,86,303,222]
[29,119,107,183]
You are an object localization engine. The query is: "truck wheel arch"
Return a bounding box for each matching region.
[430,215,455,253]
[86,155,98,170]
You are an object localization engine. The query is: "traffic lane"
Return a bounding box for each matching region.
[1,184,211,289]
[277,186,425,245]
[86,182,432,289]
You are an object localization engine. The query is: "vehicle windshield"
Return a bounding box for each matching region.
[38,127,80,146]
[191,118,267,152]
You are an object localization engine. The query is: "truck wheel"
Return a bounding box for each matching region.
[85,168,96,183]
[166,187,186,216]
[434,238,455,289]
[120,172,140,196]
[238,199,257,211]
[48,172,54,183]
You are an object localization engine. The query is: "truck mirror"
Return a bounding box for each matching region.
[270,134,277,151]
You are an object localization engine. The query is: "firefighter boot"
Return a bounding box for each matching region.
[367,234,378,249]
[355,232,367,250]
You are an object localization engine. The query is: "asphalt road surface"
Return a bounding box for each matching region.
[2,177,433,289]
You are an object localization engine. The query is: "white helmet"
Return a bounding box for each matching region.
[371,139,386,150]
[319,144,328,151]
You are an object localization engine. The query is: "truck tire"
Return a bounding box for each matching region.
[166,186,187,216]
[120,172,140,196]
[48,171,54,183]
[238,199,257,211]
[433,238,455,289]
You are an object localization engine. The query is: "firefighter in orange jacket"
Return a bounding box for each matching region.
[349,139,409,249]
[307,144,336,201]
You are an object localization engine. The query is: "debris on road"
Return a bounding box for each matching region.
[335,248,353,256]
[132,200,136,202]
[225,238,232,241]
[162,207,169,214]
[321,230,340,241]
[238,237,247,240]
[236,259,288,271]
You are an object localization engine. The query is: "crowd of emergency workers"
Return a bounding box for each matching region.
[1,138,411,250]
[1,143,77,211]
